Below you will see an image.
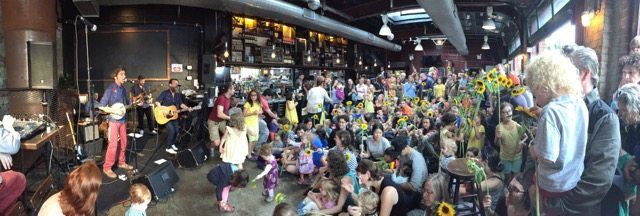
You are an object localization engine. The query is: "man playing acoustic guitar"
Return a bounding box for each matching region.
[97,66,134,178]
[155,79,193,154]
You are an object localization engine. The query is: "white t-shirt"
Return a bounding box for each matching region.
[38,192,64,216]
[355,84,368,100]
[307,86,331,114]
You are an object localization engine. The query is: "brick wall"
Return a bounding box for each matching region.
[0,1,6,114]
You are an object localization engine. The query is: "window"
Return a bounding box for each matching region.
[538,2,553,27]
[529,14,538,36]
[553,0,571,15]
[386,8,431,25]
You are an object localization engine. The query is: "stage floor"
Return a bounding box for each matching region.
[98,131,307,216]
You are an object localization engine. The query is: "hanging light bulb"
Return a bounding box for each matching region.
[387,62,391,68]
[307,50,312,62]
[365,66,368,70]
[271,44,276,59]
[358,56,362,65]
[336,53,341,64]
[374,60,377,67]
[223,42,229,58]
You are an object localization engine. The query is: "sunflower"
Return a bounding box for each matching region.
[421,82,426,86]
[413,97,420,104]
[453,99,459,106]
[486,69,498,82]
[357,102,364,109]
[475,85,486,94]
[511,86,526,96]
[333,110,339,115]
[283,124,291,132]
[474,80,486,94]
[421,100,428,108]
[505,79,514,88]
[345,153,351,161]
[356,118,362,124]
[437,202,455,216]
[305,149,312,156]
[497,74,508,86]
[313,114,319,120]
[426,110,435,118]
[361,123,368,130]
[384,101,392,106]
[317,103,323,108]
[346,101,353,106]
[274,193,287,204]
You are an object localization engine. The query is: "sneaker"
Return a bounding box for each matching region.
[171,145,179,151]
[165,148,177,154]
[262,191,268,197]
[265,195,274,203]
[150,130,158,135]
[139,130,144,135]
[119,163,134,170]
[103,169,117,178]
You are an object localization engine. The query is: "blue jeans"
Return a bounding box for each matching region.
[258,119,268,146]
[166,120,179,149]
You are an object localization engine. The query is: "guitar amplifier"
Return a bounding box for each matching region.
[79,122,100,143]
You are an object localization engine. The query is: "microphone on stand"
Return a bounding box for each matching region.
[79,16,98,31]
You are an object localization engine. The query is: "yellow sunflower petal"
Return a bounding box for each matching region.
[346,101,353,106]
[511,86,526,96]
[361,123,368,130]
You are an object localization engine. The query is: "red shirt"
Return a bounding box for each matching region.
[209,94,230,122]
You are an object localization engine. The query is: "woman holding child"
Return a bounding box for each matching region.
[354,159,420,216]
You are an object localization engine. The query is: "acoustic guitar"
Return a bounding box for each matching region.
[153,104,202,125]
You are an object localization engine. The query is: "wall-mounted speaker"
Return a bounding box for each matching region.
[27,41,55,89]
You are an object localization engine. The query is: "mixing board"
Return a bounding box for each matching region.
[14,119,46,141]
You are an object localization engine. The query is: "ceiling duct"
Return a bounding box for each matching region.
[98,0,402,52]
[415,0,468,55]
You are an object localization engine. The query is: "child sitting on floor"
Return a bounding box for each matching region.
[206,162,249,212]
[125,184,151,216]
[298,132,316,185]
[254,143,280,202]
[297,179,340,215]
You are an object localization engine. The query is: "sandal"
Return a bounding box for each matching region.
[218,201,235,212]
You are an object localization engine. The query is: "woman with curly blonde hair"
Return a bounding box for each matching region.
[525,53,589,207]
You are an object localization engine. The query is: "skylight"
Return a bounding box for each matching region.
[386,8,431,25]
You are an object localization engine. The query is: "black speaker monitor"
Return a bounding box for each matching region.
[133,161,180,200]
[27,41,55,89]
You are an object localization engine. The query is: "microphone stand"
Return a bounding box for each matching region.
[85,24,94,122]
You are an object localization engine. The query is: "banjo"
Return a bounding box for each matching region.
[97,103,130,120]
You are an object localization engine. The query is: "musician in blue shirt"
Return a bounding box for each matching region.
[130,75,156,136]
[155,79,192,154]
[97,66,133,179]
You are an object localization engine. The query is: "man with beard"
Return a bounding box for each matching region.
[156,79,193,154]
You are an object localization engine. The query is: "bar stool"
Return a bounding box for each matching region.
[445,158,485,216]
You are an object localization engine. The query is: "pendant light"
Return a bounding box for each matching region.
[379,15,392,36]
[482,35,490,50]
[482,6,496,30]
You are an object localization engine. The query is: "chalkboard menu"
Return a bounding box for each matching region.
[83,30,169,81]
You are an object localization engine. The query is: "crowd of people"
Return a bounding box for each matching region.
[2,37,640,215]
[204,40,640,216]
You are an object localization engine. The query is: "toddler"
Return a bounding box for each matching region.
[220,112,255,169]
[125,184,151,216]
[298,132,315,184]
[255,144,280,202]
[206,162,249,212]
